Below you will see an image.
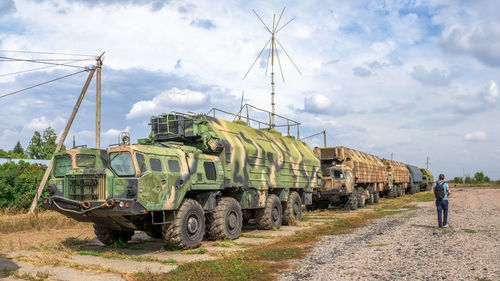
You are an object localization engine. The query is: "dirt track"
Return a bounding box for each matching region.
[1,188,499,280]
[279,188,500,281]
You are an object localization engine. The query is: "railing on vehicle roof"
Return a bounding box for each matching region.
[206,103,301,139]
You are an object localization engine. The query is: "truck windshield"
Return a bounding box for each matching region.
[332,170,344,179]
[54,155,72,177]
[76,155,95,168]
[110,152,135,176]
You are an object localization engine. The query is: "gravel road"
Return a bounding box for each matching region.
[279,188,500,281]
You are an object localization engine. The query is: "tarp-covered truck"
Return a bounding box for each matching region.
[312,146,388,210]
[382,159,410,198]
[43,113,321,249]
[405,164,423,194]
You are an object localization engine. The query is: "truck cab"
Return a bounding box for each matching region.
[321,165,354,195]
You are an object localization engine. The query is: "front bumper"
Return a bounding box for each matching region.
[42,196,147,217]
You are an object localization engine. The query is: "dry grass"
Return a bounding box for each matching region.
[0,210,84,234]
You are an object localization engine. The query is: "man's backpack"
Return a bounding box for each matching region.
[434,181,445,200]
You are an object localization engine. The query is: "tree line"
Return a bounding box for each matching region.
[0,127,65,160]
[450,172,499,185]
[0,127,64,211]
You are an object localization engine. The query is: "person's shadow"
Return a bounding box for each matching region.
[411,224,435,229]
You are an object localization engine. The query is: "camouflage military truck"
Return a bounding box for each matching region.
[420,168,434,191]
[43,113,320,249]
[405,164,423,194]
[382,159,410,198]
[312,146,388,210]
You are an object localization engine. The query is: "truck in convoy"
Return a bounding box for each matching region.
[43,112,321,249]
[312,146,388,210]
[382,159,410,198]
[420,168,434,191]
[405,164,423,194]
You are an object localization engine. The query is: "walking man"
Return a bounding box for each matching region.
[433,174,451,228]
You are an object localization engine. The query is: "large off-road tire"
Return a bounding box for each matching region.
[344,193,358,211]
[145,225,164,239]
[367,187,375,205]
[255,194,282,230]
[162,199,205,249]
[409,184,415,195]
[374,191,380,203]
[206,197,242,240]
[356,187,366,208]
[390,186,397,198]
[93,224,134,246]
[282,192,302,225]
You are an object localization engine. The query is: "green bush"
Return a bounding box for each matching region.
[0,161,48,211]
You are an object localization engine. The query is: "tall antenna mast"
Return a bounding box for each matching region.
[243,7,301,128]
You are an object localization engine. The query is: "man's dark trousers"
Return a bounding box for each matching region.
[436,199,448,227]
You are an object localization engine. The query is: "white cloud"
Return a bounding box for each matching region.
[482,80,498,105]
[303,94,331,112]
[411,66,456,87]
[24,116,65,132]
[104,126,130,137]
[126,88,209,119]
[440,22,500,67]
[464,130,487,141]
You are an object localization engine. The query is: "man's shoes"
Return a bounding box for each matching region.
[443,224,449,228]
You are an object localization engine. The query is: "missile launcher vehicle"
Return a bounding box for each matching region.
[43,112,321,249]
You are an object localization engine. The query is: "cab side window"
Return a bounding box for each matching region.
[136,153,147,174]
[203,162,216,180]
[168,159,180,173]
[150,158,162,172]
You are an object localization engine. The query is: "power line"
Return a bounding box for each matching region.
[0,60,85,78]
[0,69,88,100]
[0,50,95,57]
[0,56,89,69]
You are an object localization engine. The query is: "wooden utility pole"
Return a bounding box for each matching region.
[426,157,430,170]
[96,56,102,149]
[323,130,327,148]
[29,67,97,213]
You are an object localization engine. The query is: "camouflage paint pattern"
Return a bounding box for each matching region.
[47,113,321,215]
[420,168,434,184]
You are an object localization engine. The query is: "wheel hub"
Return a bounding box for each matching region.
[228,211,237,231]
[272,206,279,221]
[187,216,198,235]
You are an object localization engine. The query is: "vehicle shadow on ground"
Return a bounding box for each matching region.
[0,253,20,276]
[62,221,281,257]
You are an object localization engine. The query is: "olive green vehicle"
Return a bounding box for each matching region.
[420,168,434,191]
[43,113,321,249]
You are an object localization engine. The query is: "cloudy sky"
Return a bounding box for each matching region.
[0,0,498,179]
